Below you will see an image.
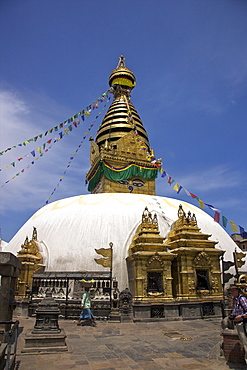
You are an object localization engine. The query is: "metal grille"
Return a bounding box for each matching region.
[151,305,164,318]
[202,302,215,316]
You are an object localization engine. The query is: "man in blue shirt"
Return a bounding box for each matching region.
[230,284,247,364]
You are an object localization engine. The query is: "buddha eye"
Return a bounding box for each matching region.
[118,180,129,185]
[132,179,144,187]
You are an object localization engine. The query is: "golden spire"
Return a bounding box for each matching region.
[96,56,148,148]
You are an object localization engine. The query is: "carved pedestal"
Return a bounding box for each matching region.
[22,293,68,353]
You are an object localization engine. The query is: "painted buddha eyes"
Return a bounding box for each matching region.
[117,179,145,192]
[132,179,144,187]
[118,180,129,186]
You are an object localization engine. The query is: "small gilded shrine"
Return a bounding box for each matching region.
[165,205,223,302]
[17,227,43,296]
[127,207,176,303]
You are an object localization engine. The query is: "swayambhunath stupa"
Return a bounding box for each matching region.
[2,56,247,320]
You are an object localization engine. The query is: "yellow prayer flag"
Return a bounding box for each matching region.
[95,248,112,258]
[230,220,238,233]
[94,258,111,268]
[198,199,204,209]
[173,183,180,192]
[37,147,42,154]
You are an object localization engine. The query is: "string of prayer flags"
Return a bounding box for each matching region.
[1,143,53,188]
[158,165,245,237]
[0,88,112,156]
[43,99,111,205]
[1,96,111,173]
[1,94,112,189]
[0,119,81,172]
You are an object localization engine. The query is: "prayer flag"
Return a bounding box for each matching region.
[205,203,221,212]
[239,226,247,239]
[230,220,238,233]
[198,199,204,209]
[222,216,228,228]
[173,183,180,192]
[184,188,191,197]
[214,211,220,223]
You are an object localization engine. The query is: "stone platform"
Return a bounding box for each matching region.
[15,316,247,369]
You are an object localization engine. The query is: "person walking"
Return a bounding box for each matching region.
[229,284,247,364]
[77,286,96,327]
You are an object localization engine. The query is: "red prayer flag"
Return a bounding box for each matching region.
[190,193,198,199]
[214,211,220,223]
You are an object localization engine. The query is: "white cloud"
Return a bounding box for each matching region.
[179,165,241,192]
[0,87,100,214]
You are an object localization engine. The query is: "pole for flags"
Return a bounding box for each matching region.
[109,242,113,309]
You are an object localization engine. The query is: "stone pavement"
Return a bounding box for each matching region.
[15,317,247,370]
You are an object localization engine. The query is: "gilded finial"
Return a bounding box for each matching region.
[109,56,136,90]
[117,55,126,68]
[178,205,185,219]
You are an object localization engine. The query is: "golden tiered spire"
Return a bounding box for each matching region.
[86,56,158,195]
[95,55,149,149]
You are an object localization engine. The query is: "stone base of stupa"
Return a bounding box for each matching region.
[22,328,68,353]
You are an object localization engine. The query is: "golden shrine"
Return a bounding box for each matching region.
[127,207,176,302]
[17,227,43,296]
[165,205,223,301]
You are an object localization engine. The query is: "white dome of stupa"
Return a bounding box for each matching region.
[3,192,242,291]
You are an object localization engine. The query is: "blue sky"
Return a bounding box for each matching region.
[0,0,247,243]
